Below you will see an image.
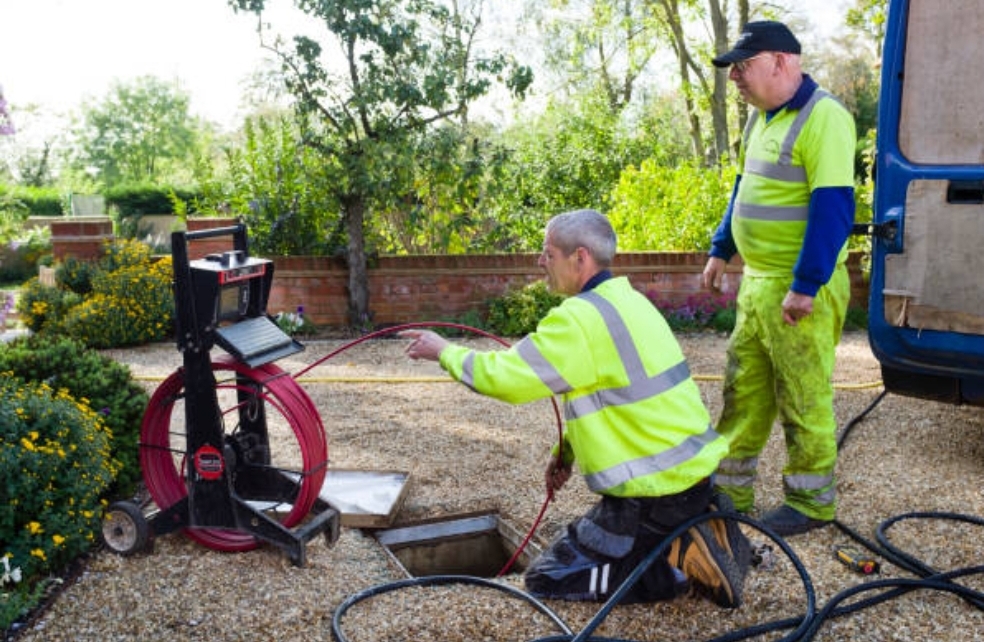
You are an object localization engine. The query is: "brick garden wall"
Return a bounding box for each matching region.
[266,251,868,327]
[48,218,869,328]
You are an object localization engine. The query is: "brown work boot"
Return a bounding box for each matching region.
[668,494,751,609]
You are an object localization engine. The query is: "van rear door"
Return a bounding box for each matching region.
[868,0,984,405]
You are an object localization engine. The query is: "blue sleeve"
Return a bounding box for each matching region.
[792,186,856,296]
[709,177,740,260]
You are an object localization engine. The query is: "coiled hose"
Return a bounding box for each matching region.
[330,380,984,642]
[140,357,327,551]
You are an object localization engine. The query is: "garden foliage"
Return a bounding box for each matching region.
[485,281,566,337]
[608,160,737,252]
[0,333,149,498]
[483,278,738,338]
[16,238,173,348]
[0,375,119,631]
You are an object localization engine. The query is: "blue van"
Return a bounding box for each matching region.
[867,0,984,406]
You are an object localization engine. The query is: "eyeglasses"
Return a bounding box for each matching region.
[732,53,772,74]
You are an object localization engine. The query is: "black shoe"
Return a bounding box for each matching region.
[668,520,746,609]
[760,505,830,536]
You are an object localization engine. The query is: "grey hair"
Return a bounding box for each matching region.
[545,209,617,267]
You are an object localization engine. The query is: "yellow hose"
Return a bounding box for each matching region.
[133,373,885,390]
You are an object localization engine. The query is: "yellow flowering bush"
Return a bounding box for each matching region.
[14,277,80,334]
[0,376,119,630]
[0,334,149,498]
[61,256,173,348]
[14,238,173,348]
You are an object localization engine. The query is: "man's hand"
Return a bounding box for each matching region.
[400,329,449,362]
[544,456,572,496]
[702,257,728,292]
[782,291,815,326]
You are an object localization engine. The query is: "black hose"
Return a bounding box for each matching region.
[797,568,984,641]
[330,510,819,642]
[837,388,888,450]
[330,574,575,642]
[329,347,984,641]
[559,511,817,642]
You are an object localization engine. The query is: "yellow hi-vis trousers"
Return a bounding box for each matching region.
[714,265,849,521]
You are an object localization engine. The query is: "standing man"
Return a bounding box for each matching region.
[403,209,750,607]
[702,21,856,535]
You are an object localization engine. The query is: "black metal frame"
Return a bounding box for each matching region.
[148,223,338,566]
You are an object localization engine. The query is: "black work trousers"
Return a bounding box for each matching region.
[524,479,712,603]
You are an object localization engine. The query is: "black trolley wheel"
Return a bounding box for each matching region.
[101,500,151,556]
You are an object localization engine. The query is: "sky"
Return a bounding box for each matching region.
[0,0,850,135]
[0,0,296,130]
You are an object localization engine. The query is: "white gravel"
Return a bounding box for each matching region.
[14,331,984,642]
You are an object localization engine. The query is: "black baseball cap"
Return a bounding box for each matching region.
[712,21,801,68]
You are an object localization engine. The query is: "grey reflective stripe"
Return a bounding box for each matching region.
[566,361,691,419]
[460,351,478,391]
[580,291,643,377]
[742,109,759,143]
[740,88,831,183]
[734,202,809,222]
[718,456,758,473]
[779,89,830,166]
[743,157,807,183]
[812,487,837,507]
[716,456,758,488]
[576,518,635,558]
[566,291,690,420]
[783,472,834,492]
[716,472,756,488]
[584,424,720,492]
[516,336,573,395]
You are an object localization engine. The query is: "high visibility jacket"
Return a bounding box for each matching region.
[733,85,856,276]
[439,276,727,498]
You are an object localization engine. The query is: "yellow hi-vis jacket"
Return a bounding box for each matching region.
[733,87,856,277]
[439,276,727,498]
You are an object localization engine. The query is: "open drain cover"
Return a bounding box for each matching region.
[260,469,411,528]
[319,469,411,528]
[375,512,540,578]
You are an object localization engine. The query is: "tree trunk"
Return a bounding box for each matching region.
[708,0,731,163]
[342,195,371,327]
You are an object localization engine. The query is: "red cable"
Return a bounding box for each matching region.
[140,358,326,551]
[140,322,563,569]
[291,322,564,576]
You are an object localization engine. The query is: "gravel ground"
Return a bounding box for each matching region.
[13,331,984,641]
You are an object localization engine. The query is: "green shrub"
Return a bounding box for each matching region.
[0,376,119,631]
[61,258,174,348]
[0,228,52,285]
[0,334,149,499]
[54,256,99,295]
[486,281,566,337]
[608,159,736,252]
[0,185,65,217]
[647,291,738,333]
[14,239,174,348]
[15,278,81,334]
[844,306,869,331]
[103,183,198,218]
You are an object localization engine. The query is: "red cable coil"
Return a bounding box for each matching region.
[140,357,327,551]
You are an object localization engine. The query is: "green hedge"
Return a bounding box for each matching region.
[0,186,65,217]
[103,183,200,218]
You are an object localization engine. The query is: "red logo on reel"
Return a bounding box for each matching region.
[194,445,224,481]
